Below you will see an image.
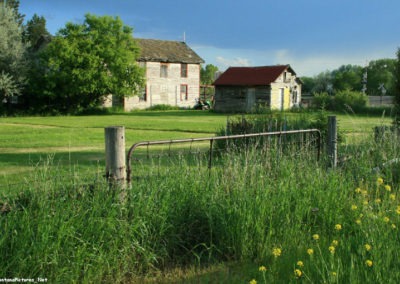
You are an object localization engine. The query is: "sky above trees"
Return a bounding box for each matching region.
[19,0,400,76]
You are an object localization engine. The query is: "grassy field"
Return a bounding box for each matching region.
[0,109,398,283]
[0,110,392,190]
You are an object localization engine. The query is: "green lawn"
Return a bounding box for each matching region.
[0,110,391,188]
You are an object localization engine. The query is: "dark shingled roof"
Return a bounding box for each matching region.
[214,65,296,86]
[136,38,204,64]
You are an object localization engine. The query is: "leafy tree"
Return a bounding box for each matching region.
[201,64,219,85]
[367,59,396,96]
[0,0,24,26]
[33,14,145,113]
[0,4,28,105]
[24,13,51,51]
[299,76,315,95]
[332,64,363,91]
[311,71,334,94]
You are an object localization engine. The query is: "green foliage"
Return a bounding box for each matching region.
[335,89,368,112]
[145,104,182,111]
[367,59,396,97]
[312,92,333,109]
[200,64,219,85]
[23,13,51,51]
[0,0,24,26]
[332,64,363,91]
[31,13,145,113]
[301,61,396,97]
[0,4,28,103]
[312,90,368,112]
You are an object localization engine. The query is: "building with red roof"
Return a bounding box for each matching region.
[213,65,302,112]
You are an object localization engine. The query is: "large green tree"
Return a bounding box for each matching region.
[33,14,145,112]
[366,59,396,96]
[0,3,28,104]
[332,64,363,91]
[24,13,51,51]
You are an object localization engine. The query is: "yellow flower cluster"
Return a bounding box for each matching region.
[272,247,282,258]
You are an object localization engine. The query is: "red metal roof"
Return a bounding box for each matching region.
[213,65,294,86]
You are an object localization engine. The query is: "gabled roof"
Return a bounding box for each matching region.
[213,65,296,86]
[136,38,204,64]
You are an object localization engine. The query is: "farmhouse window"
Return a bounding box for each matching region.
[160,63,168,78]
[181,63,188,77]
[139,86,147,102]
[180,84,188,101]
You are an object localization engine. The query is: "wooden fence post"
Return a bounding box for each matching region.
[105,126,126,194]
[327,116,337,168]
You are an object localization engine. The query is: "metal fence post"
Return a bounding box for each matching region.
[105,126,127,196]
[327,116,337,168]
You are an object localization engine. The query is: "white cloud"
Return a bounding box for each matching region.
[215,56,251,69]
[192,43,397,76]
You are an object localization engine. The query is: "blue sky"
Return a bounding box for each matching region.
[20,0,400,76]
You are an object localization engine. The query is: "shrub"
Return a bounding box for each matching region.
[334,89,368,112]
[312,90,368,112]
[312,92,334,110]
[145,104,182,111]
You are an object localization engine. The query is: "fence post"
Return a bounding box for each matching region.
[105,126,126,196]
[327,116,337,168]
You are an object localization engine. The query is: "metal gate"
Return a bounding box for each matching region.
[126,129,321,184]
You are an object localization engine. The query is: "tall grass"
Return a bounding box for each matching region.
[1,129,400,282]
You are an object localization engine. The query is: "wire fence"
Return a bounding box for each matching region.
[127,129,321,184]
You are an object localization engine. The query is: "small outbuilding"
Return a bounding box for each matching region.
[213,65,302,112]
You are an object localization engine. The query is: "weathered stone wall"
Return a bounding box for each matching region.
[124,62,200,111]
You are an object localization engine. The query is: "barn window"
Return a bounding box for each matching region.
[180,84,188,101]
[160,63,168,78]
[181,63,188,77]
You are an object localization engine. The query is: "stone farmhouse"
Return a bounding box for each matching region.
[105,38,204,111]
[213,65,302,113]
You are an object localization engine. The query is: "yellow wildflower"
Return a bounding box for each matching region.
[294,269,302,278]
[331,271,337,277]
[351,204,358,210]
[364,244,372,251]
[365,259,373,267]
[312,234,319,240]
[363,200,369,205]
[329,246,335,254]
[383,216,390,223]
[377,177,384,185]
[296,260,304,267]
[249,279,257,284]
[396,206,400,215]
[392,224,397,229]
[355,187,362,194]
[390,194,396,201]
[307,248,314,255]
[331,240,339,247]
[272,247,282,258]
[375,198,382,204]
[361,190,368,196]
[334,224,342,231]
[385,185,391,192]
[259,265,267,272]
[356,219,362,225]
